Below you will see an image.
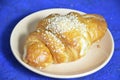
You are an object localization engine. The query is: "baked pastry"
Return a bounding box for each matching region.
[23,31,53,68]
[23,12,107,68]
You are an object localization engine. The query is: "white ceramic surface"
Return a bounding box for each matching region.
[10,8,114,78]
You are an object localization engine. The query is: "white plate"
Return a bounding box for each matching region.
[10,8,114,78]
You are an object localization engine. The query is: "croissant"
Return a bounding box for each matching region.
[23,12,107,68]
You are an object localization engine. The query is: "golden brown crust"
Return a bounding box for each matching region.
[69,12,107,43]
[24,12,107,68]
[24,32,53,68]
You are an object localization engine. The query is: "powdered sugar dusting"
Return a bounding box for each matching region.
[46,13,86,34]
[45,31,65,53]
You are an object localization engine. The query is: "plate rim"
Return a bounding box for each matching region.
[10,8,114,78]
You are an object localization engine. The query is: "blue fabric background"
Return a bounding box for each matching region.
[0,0,120,80]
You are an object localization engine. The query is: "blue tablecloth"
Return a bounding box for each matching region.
[0,0,120,80]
